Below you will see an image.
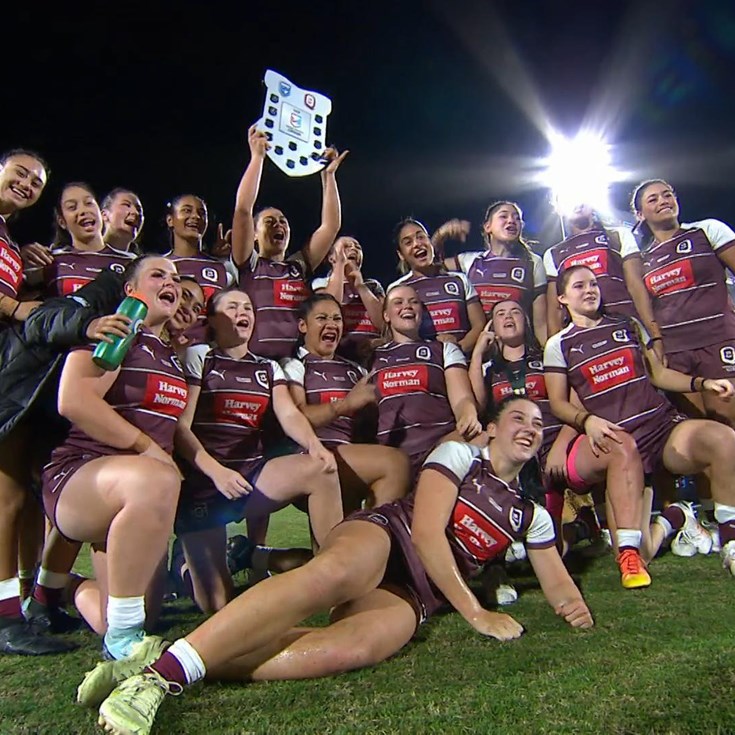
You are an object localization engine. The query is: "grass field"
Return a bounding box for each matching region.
[1,506,734,735]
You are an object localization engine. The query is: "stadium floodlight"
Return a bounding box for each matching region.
[540,131,619,233]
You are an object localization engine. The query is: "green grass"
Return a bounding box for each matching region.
[1,507,734,735]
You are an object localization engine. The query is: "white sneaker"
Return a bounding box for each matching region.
[701,519,721,553]
[721,540,735,577]
[670,502,713,557]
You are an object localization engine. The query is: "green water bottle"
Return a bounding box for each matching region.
[92,293,148,371]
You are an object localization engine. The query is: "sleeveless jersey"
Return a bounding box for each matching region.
[621,219,735,352]
[387,270,479,342]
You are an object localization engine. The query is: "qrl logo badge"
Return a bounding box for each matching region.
[720,346,735,366]
[444,281,460,296]
[416,345,431,361]
[202,267,218,282]
[255,370,269,389]
[510,267,525,283]
[676,239,692,254]
[612,329,629,343]
[110,263,125,274]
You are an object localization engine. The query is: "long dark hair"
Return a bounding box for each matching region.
[487,299,542,369]
[630,179,674,250]
[52,181,98,250]
[482,201,535,260]
[392,217,442,275]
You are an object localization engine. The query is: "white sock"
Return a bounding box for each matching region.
[0,578,19,601]
[655,516,674,537]
[616,529,642,550]
[107,595,145,631]
[168,639,207,684]
[37,568,68,589]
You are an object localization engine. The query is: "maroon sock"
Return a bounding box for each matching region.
[718,519,735,547]
[662,505,686,533]
[32,584,64,608]
[0,596,22,619]
[149,651,188,687]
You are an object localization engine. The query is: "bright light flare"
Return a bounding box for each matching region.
[540,132,620,216]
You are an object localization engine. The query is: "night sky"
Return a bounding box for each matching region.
[6,0,735,285]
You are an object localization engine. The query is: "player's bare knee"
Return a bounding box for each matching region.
[303,555,355,603]
[610,431,638,461]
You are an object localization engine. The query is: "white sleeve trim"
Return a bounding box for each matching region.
[423,441,478,480]
[688,219,735,251]
[443,341,467,367]
[281,358,305,385]
[543,247,559,278]
[183,343,210,381]
[457,271,478,300]
[543,330,568,369]
[311,276,328,291]
[618,227,641,259]
[456,251,483,274]
[270,359,287,383]
[526,505,556,546]
[531,252,547,288]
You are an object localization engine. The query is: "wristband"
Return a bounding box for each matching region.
[581,413,594,432]
[690,376,706,393]
[574,411,591,432]
[130,431,152,453]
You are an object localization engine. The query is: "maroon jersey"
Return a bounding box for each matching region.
[44,245,135,297]
[369,340,465,462]
[283,351,367,447]
[543,228,637,317]
[621,219,735,352]
[387,270,479,342]
[183,345,286,483]
[456,250,546,317]
[482,355,561,463]
[312,274,383,361]
[544,316,683,473]
[0,216,24,299]
[166,251,232,303]
[238,250,310,360]
[52,329,187,459]
[354,442,556,621]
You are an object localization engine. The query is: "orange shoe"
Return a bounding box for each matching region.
[617,548,651,589]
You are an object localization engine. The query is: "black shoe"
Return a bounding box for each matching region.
[23,597,82,634]
[0,619,78,655]
[226,535,255,575]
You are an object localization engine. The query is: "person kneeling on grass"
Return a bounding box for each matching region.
[77,395,592,735]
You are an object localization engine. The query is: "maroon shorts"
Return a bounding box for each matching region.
[666,339,735,381]
[176,458,269,534]
[41,450,104,542]
[347,503,447,626]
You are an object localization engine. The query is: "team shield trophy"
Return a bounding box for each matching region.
[258,70,333,177]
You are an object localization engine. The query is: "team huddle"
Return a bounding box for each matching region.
[1,125,734,735]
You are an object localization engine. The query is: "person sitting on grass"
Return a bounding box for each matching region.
[78,395,593,735]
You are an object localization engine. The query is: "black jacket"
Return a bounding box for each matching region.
[0,270,124,442]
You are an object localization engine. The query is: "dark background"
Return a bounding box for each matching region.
[5,0,735,284]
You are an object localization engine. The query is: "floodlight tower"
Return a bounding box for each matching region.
[541,132,617,239]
